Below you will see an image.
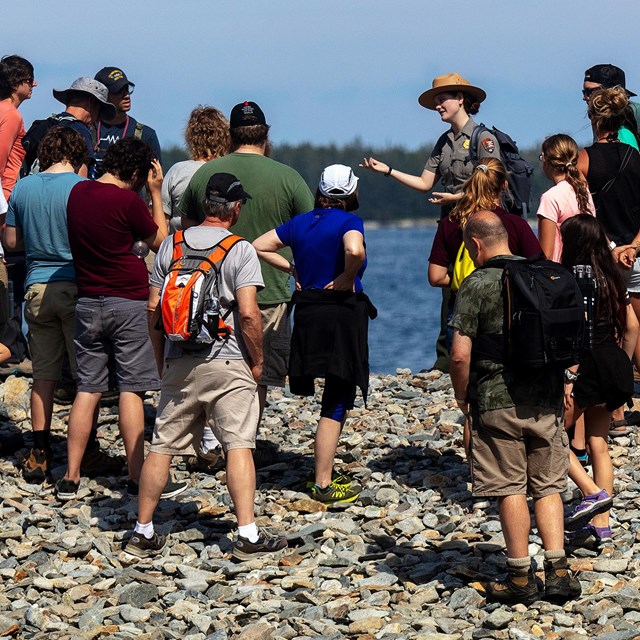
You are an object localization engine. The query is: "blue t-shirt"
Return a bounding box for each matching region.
[276,208,366,292]
[93,115,161,178]
[6,172,85,286]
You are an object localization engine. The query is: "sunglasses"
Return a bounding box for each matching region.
[112,85,134,96]
[582,86,601,98]
[20,78,35,87]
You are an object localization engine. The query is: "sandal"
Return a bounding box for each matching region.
[610,410,640,436]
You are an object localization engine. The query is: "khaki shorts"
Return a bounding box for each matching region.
[150,356,259,455]
[24,281,77,380]
[260,302,291,387]
[471,406,568,498]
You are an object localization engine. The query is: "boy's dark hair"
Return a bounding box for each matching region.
[230,124,270,151]
[102,137,154,183]
[38,127,88,172]
[0,55,34,100]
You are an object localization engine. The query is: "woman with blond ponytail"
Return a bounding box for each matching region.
[537,134,595,262]
[428,158,540,289]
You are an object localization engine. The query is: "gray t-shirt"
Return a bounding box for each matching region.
[161,160,205,232]
[151,226,264,360]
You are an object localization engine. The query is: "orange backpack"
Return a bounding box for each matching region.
[160,230,245,346]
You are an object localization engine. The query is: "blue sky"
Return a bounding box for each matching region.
[5,0,639,152]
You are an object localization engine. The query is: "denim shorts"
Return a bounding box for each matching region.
[74,296,160,393]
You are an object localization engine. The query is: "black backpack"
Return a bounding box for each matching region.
[468,124,534,218]
[20,114,79,177]
[473,256,585,370]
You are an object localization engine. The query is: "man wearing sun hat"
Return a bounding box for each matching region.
[92,66,162,178]
[50,77,117,177]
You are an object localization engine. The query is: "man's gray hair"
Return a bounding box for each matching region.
[202,199,237,221]
[463,211,508,247]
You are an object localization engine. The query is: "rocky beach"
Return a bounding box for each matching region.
[1,369,640,640]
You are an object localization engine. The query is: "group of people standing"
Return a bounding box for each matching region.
[0,57,373,563]
[361,63,640,604]
[1,52,639,603]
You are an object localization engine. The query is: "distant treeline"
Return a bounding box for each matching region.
[162,140,553,223]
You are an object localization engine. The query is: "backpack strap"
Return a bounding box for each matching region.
[598,144,634,195]
[134,122,144,140]
[467,123,489,164]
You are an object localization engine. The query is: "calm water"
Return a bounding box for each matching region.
[365,226,439,374]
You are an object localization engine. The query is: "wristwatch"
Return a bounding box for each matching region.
[564,369,579,384]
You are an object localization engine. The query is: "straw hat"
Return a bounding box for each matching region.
[418,73,486,110]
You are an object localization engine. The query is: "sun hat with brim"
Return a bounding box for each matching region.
[418,73,487,110]
[53,77,117,120]
[319,164,358,198]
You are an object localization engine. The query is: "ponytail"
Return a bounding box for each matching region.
[450,158,507,228]
[542,134,591,213]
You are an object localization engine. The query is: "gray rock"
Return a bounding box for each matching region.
[448,586,484,610]
[120,604,152,623]
[236,622,275,640]
[592,558,629,573]
[119,583,159,607]
[614,584,640,610]
[483,607,513,630]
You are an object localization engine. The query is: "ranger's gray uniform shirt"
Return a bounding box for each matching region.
[424,117,500,194]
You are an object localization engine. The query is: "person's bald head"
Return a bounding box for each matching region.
[463,211,511,266]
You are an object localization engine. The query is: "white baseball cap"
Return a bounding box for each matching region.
[318,164,359,198]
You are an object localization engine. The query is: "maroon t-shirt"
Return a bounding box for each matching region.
[428,207,542,267]
[67,181,158,300]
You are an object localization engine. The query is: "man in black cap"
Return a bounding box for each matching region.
[124,172,287,561]
[178,102,314,453]
[93,66,161,178]
[583,64,640,140]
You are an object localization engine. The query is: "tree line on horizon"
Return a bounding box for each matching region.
[162,140,553,222]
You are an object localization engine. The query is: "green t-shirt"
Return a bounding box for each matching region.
[179,152,314,304]
[618,126,639,150]
[449,256,563,412]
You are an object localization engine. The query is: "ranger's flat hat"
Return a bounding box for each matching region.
[418,73,486,110]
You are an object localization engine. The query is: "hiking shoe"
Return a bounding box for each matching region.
[80,446,126,478]
[486,566,542,605]
[565,524,612,550]
[232,529,288,561]
[21,448,50,483]
[311,477,361,505]
[565,489,613,530]
[55,478,80,501]
[544,557,582,603]
[124,531,166,558]
[186,447,225,474]
[305,469,352,490]
[127,477,188,500]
